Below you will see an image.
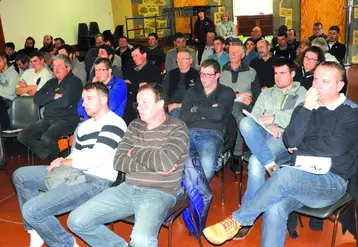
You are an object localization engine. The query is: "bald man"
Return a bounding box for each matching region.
[251,27,264,45]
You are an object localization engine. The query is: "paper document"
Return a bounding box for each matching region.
[281,155,331,174]
[242,109,273,135]
[2,128,23,134]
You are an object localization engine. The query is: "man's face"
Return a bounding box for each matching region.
[287,30,295,41]
[53,59,70,81]
[303,51,319,72]
[30,56,44,72]
[245,40,255,51]
[177,51,192,71]
[131,48,146,67]
[54,40,62,48]
[137,88,163,123]
[198,11,205,19]
[251,27,262,40]
[148,36,158,48]
[274,65,294,89]
[5,47,14,56]
[229,45,244,63]
[0,57,6,71]
[94,62,112,83]
[16,60,29,70]
[313,66,344,103]
[200,66,219,89]
[25,39,34,48]
[82,89,106,118]
[313,25,323,36]
[96,37,105,47]
[119,38,127,48]
[213,40,224,53]
[175,38,186,49]
[98,48,111,60]
[328,30,339,42]
[257,40,270,58]
[43,36,52,46]
[58,49,69,57]
[277,36,287,48]
[206,32,215,45]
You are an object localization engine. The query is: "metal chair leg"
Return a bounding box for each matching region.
[239,156,244,206]
[188,206,203,247]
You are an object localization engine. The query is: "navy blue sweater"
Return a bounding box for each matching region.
[283,99,358,180]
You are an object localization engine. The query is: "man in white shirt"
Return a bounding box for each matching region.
[15,51,53,96]
[13,82,127,247]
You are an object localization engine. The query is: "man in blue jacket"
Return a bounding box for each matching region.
[77,58,127,121]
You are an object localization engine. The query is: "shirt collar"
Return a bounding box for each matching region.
[314,94,346,110]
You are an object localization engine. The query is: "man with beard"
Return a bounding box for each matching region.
[18,37,38,56]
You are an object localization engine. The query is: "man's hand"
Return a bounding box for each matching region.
[124,79,132,84]
[54,93,63,100]
[304,87,320,110]
[158,164,178,175]
[168,103,181,112]
[267,125,281,139]
[236,92,252,105]
[212,103,218,108]
[288,147,297,153]
[28,85,38,91]
[47,157,64,172]
[259,115,275,125]
[18,80,28,87]
[139,82,147,87]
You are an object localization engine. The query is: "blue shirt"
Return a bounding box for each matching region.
[207,52,230,69]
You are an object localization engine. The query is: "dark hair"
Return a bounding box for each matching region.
[4,42,15,50]
[213,36,225,44]
[98,44,114,57]
[15,53,30,64]
[95,33,104,40]
[174,32,185,40]
[138,83,167,104]
[277,32,288,38]
[299,46,325,67]
[274,57,296,72]
[83,82,109,98]
[201,59,221,74]
[278,25,288,33]
[317,61,345,81]
[329,25,340,33]
[131,44,148,55]
[54,38,65,45]
[288,28,296,37]
[148,32,158,40]
[244,38,255,46]
[58,44,73,55]
[118,35,128,42]
[313,22,323,28]
[29,51,44,60]
[26,37,35,45]
[94,57,113,69]
[207,30,217,37]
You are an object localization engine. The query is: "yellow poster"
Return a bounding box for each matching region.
[353,30,358,45]
[354,5,358,19]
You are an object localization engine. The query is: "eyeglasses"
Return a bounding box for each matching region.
[95,68,109,72]
[304,56,318,62]
[200,72,216,78]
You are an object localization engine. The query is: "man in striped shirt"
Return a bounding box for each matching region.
[13,82,127,247]
[68,83,189,247]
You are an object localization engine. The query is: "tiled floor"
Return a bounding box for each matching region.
[0,65,357,247]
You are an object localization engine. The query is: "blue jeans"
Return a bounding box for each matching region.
[13,166,112,247]
[189,128,224,181]
[67,182,177,247]
[240,117,291,204]
[233,167,348,247]
[168,107,181,119]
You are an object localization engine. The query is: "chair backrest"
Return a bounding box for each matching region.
[222,113,238,152]
[8,96,41,129]
[0,126,7,169]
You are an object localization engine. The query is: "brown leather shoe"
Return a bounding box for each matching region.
[233,226,253,240]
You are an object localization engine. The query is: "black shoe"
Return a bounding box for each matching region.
[229,155,242,174]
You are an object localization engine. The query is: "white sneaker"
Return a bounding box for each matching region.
[28,230,44,247]
[73,242,80,247]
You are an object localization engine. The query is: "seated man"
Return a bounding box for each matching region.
[88,44,122,81]
[200,31,215,64]
[220,42,261,161]
[207,36,229,69]
[68,83,189,247]
[327,25,346,63]
[115,35,133,71]
[78,57,127,121]
[84,34,105,75]
[15,53,31,76]
[180,59,235,180]
[0,52,20,107]
[271,32,296,60]
[17,55,83,160]
[58,44,87,85]
[147,32,166,68]
[18,37,38,56]
[39,34,54,56]
[13,82,127,247]
[4,42,17,68]
[203,61,358,247]
[16,51,53,96]
[165,32,198,72]
[163,48,199,118]
[308,22,327,42]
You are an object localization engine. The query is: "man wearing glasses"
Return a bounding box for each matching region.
[308,22,328,42]
[180,59,235,181]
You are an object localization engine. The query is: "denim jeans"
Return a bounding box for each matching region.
[168,107,181,119]
[189,128,224,181]
[17,118,79,160]
[13,166,112,247]
[67,182,177,247]
[233,167,348,247]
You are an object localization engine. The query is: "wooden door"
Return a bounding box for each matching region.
[0,16,5,52]
[174,0,208,34]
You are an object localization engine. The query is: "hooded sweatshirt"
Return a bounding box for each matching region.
[0,65,20,100]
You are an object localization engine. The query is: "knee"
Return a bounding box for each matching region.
[247,155,266,178]
[13,167,27,186]
[40,134,54,146]
[22,200,42,223]
[67,210,88,233]
[130,232,157,247]
[239,117,255,136]
[17,130,27,144]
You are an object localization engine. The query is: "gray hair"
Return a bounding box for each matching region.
[230,42,246,54]
[177,48,193,59]
[311,37,329,54]
[53,54,72,69]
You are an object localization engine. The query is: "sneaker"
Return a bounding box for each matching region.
[233,226,253,240]
[28,230,44,247]
[203,216,242,245]
[73,242,80,247]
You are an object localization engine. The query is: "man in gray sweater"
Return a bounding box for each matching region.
[68,83,189,247]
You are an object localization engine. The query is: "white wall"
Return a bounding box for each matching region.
[233,0,273,23]
[0,0,114,50]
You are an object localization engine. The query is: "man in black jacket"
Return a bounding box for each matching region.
[147,32,166,69]
[180,59,235,181]
[17,54,83,160]
[327,25,346,63]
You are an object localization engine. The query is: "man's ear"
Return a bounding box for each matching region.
[337,80,345,92]
[109,54,113,61]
